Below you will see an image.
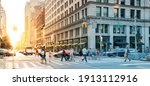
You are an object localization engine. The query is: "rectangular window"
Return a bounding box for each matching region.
[65,32,68,39]
[61,33,63,39]
[103,7,108,17]
[96,24,100,33]
[136,26,142,34]
[120,9,125,18]
[120,0,125,5]
[85,8,87,17]
[96,0,101,2]
[77,2,80,8]
[70,30,73,38]
[75,14,77,21]
[114,0,119,4]
[77,12,80,20]
[114,8,119,17]
[130,26,135,34]
[75,28,80,36]
[136,0,141,6]
[149,27,150,35]
[103,0,108,3]
[113,25,125,34]
[83,28,87,34]
[82,10,84,18]
[85,0,87,3]
[130,9,135,19]
[82,0,84,5]
[96,6,101,17]
[75,4,77,10]
[102,24,109,33]
[130,0,135,6]
[136,10,141,19]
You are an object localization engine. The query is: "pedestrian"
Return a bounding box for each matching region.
[35,49,39,57]
[48,51,52,62]
[69,48,75,62]
[39,49,47,64]
[61,49,67,61]
[45,50,50,63]
[79,48,83,56]
[96,49,100,56]
[82,48,88,62]
[124,47,131,62]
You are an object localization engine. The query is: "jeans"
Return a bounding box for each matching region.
[61,55,67,61]
[82,54,87,62]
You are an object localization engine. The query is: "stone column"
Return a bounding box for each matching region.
[87,20,96,49]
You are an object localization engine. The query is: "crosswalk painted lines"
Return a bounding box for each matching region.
[5,62,13,69]
[4,61,54,69]
[14,63,20,69]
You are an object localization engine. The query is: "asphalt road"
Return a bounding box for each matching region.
[0,53,150,69]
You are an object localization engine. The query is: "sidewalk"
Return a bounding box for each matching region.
[74,55,148,63]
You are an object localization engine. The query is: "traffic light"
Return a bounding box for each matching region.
[82,21,87,29]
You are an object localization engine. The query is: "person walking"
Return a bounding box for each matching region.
[39,49,47,64]
[69,48,75,62]
[124,47,131,62]
[61,49,67,61]
[79,48,83,56]
[82,48,88,62]
[48,51,52,62]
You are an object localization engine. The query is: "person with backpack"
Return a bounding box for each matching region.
[124,47,131,62]
[39,49,47,64]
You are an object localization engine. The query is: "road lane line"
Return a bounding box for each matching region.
[22,62,29,68]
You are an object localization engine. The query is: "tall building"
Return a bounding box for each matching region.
[45,0,150,52]
[24,0,44,48]
[0,0,6,37]
[36,5,45,48]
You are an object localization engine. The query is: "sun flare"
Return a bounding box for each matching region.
[7,29,20,47]
[1,0,29,47]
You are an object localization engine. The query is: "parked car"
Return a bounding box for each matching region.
[6,50,16,56]
[106,48,137,57]
[0,49,7,55]
[106,48,125,57]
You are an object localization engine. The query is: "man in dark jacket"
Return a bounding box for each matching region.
[61,49,67,61]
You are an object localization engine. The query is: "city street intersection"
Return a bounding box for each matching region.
[0,52,150,69]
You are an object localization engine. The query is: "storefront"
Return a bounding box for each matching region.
[73,38,80,51]
[113,36,127,48]
[80,37,88,49]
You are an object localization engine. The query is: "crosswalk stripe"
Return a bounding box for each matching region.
[29,62,38,67]
[22,62,29,68]
[6,62,12,69]
[14,63,19,69]
[51,60,63,66]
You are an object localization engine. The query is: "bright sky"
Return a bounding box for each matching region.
[1,0,29,46]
